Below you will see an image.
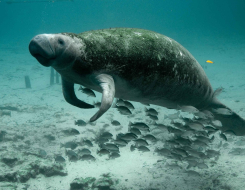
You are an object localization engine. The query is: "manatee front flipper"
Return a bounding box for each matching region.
[90,74,115,122]
[62,78,94,109]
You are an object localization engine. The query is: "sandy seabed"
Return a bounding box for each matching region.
[0,38,245,190]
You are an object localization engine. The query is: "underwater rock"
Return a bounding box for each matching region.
[70,177,96,190]
[24,149,47,158]
[36,160,68,177]
[1,153,18,167]
[0,159,67,183]
[0,110,11,116]
[0,130,7,142]
[17,165,34,183]
[44,134,56,141]
[0,182,17,189]
[0,105,19,111]
[92,173,119,190]
[0,171,18,182]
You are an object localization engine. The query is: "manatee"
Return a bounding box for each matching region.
[29,28,245,136]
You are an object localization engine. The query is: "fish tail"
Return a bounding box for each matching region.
[78,85,83,91]
[112,102,117,108]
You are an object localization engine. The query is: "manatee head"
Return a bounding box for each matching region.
[29,34,83,70]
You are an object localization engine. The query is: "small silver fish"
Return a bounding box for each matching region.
[195,135,212,144]
[79,86,96,97]
[155,148,172,156]
[129,127,141,135]
[178,105,199,113]
[146,113,158,120]
[75,119,87,126]
[202,110,214,119]
[192,139,208,147]
[114,105,132,115]
[206,149,220,158]
[97,149,110,155]
[164,112,180,120]
[100,143,119,152]
[145,107,158,116]
[128,122,150,132]
[140,102,150,106]
[212,108,233,115]
[100,132,113,139]
[111,120,121,126]
[83,139,93,147]
[78,148,91,155]
[174,137,192,146]
[220,133,227,141]
[153,121,167,130]
[197,163,208,169]
[113,139,128,147]
[81,154,95,161]
[185,170,200,176]
[187,122,204,131]
[167,127,183,135]
[211,120,222,127]
[110,152,120,159]
[55,155,66,163]
[118,133,137,141]
[142,134,157,142]
[137,146,150,152]
[61,141,78,150]
[134,139,149,146]
[123,101,135,110]
[116,98,125,106]
[172,148,188,157]
[204,126,218,132]
[93,101,101,108]
[194,111,208,119]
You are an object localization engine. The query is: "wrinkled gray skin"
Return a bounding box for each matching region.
[29,28,245,136]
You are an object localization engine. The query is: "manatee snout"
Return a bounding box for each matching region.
[29,35,55,67]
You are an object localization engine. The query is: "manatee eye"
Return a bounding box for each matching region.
[58,38,64,45]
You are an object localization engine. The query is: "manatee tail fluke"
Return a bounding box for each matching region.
[208,98,245,136]
[211,111,245,136]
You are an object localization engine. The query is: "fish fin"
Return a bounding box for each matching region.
[90,74,115,122]
[128,122,132,127]
[213,87,223,97]
[144,107,148,112]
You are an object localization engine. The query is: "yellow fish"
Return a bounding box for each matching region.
[206,60,214,64]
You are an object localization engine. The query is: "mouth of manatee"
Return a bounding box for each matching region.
[29,35,56,67]
[28,28,245,136]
